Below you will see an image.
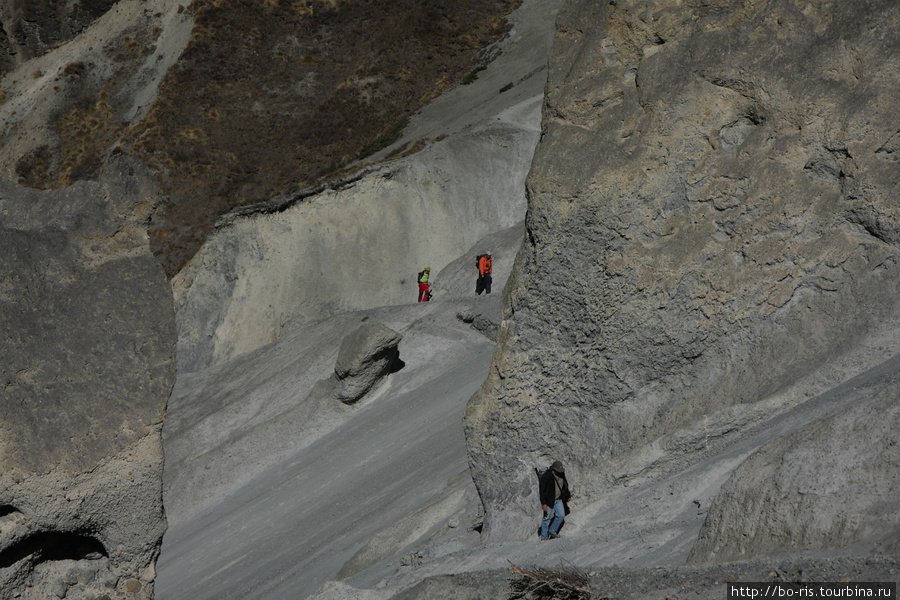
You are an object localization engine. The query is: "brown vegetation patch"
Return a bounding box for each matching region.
[63,62,86,77]
[56,89,119,186]
[9,21,162,190]
[119,0,521,276]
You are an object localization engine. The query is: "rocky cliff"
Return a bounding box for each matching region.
[0,0,521,277]
[173,115,535,373]
[689,376,900,563]
[0,0,534,597]
[466,0,900,544]
[4,0,900,598]
[0,155,176,600]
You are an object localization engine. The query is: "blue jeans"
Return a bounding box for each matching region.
[541,499,565,539]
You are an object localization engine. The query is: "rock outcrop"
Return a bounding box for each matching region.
[0,0,118,68]
[688,379,900,564]
[466,0,900,542]
[173,106,538,373]
[0,156,176,599]
[327,321,404,405]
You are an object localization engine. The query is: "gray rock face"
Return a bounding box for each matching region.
[688,381,900,564]
[0,0,117,65]
[466,0,900,542]
[158,223,522,532]
[0,156,176,599]
[173,100,539,374]
[332,322,404,405]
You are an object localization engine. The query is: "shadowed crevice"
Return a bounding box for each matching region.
[0,531,108,569]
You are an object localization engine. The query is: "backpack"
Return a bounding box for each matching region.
[477,254,492,275]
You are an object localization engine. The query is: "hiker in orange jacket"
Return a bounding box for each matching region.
[475,253,492,295]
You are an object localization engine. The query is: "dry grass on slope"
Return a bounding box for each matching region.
[509,561,596,600]
[122,0,521,276]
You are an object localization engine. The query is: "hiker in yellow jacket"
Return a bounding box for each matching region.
[417,267,432,302]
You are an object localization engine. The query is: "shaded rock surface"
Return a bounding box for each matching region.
[0,155,176,599]
[689,378,900,564]
[465,0,900,543]
[331,321,404,404]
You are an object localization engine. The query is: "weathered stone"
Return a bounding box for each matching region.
[388,571,512,600]
[0,155,175,599]
[333,322,404,405]
[688,381,900,564]
[172,120,536,374]
[0,0,118,66]
[456,311,500,342]
[466,0,900,542]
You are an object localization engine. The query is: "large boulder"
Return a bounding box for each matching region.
[332,321,404,405]
[688,381,900,564]
[0,156,175,599]
[465,0,900,542]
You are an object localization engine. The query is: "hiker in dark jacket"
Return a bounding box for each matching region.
[539,460,572,540]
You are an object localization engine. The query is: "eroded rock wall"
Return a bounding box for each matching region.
[0,156,175,599]
[688,379,900,563]
[465,0,900,542]
[174,112,538,373]
[0,0,118,71]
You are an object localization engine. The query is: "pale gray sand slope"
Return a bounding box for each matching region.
[156,303,494,599]
[156,227,521,599]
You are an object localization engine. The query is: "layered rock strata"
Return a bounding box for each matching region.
[466,0,900,542]
[0,156,176,599]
